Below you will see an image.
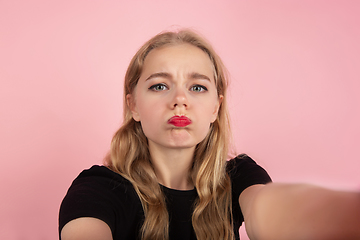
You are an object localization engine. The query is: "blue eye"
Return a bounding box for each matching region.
[190,85,207,92]
[149,83,168,91]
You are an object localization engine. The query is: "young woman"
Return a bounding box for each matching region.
[59,29,360,240]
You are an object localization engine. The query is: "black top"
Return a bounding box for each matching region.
[59,154,271,240]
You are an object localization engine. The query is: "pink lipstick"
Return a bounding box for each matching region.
[168,115,191,127]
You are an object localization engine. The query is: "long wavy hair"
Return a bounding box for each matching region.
[105,29,233,240]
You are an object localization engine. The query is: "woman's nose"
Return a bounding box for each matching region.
[171,88,188,108]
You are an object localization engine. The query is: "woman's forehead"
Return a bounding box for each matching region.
[142,43,215,79]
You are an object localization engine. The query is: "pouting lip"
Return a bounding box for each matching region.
[168,115,192,127]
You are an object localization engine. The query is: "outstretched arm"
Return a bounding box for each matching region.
[240,183,360,240]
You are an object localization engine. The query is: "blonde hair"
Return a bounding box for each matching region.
[105,29,233,240]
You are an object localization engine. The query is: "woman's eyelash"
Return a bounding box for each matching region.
[190,84,208,92]
[148,84,207,92]
[149,83,168,91]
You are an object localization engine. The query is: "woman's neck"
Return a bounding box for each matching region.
[148,142,195,190]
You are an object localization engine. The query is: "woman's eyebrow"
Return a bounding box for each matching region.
[145,72,171,81]
[189,72,211,82]
[145,72,211,81]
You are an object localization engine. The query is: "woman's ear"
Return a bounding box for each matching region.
[211,94,223,123]
[126,94,140,122]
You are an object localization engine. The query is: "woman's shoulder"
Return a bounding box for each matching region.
[64,165,139,203]
[74,165,129,182]
[226,154,272,191]
[69,165,132,188]
[226,154,259,173]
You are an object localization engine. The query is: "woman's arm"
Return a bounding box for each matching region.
[240,183,360,240]
[61,217,113,240]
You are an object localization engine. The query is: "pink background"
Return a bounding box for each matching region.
[1,1,359,239]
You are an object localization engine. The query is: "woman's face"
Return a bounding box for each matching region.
[128,43,222,152]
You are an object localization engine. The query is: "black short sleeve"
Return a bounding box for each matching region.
[58,165,144,240]
[227,154,272,236]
